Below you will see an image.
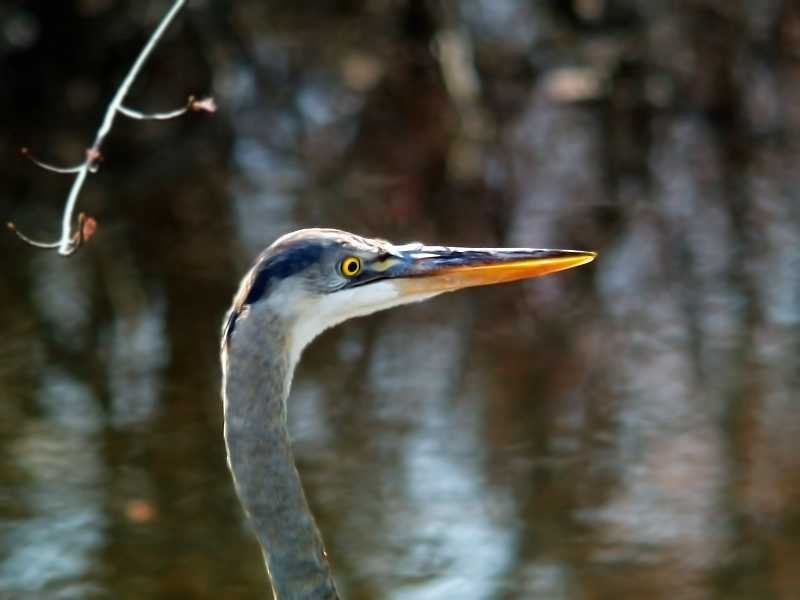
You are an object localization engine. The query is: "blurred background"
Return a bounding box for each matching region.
[1,0,800,598]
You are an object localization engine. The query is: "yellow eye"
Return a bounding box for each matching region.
[340,256,362,277]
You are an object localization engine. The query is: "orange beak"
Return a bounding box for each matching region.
[386,244,596,296]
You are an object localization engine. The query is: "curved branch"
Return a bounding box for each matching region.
[9,0,204,256]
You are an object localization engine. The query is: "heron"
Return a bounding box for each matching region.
[221,228,595,600]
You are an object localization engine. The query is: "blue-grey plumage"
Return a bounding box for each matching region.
[221,228,595,600]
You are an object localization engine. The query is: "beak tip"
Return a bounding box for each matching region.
[564,251,596,271]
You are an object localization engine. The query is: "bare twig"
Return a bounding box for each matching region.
[119,95,217,121]
[118,104,190,121]
[9,213,97,249]
[8,0,208,256]
[21,148,85,174]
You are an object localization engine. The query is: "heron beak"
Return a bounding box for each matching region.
[387,244,596,297]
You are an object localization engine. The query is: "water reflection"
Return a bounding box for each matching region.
[2,0,800,598]
[2,369,106,599]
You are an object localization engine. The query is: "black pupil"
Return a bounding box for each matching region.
[346,260,356,273]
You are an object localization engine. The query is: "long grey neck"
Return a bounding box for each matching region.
[222,304,338,600]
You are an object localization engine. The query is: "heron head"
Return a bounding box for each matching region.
[224,228,595,366]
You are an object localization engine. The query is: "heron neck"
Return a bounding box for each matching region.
[222,304,338,600]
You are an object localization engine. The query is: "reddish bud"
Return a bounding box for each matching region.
[190,97,217,113]
[81,216,97,241]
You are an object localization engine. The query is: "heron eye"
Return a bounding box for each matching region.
[340,256,362,277]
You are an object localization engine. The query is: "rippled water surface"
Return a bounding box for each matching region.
[2,2,800,599]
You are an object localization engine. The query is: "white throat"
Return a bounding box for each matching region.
[263,279,441,367]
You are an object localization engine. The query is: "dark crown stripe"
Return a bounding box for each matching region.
[224,242,326,343]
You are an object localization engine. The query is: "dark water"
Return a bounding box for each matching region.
[2,1,800,599]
